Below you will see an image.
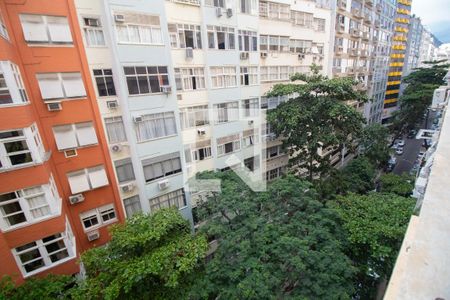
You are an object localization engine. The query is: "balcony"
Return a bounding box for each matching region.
[336,24,346,33]
[348,48,359,56]
[337,0,347,10]
[362,32,370,41]
[360,49,369,57]
[365,0,373,6]
[351,9,364,19]
[364,13,372,24]
[335,45,344,55]
[350,28,361,38]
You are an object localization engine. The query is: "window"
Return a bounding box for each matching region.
[314,18,326,31]
[291,11,313,27]
[142,152,182,183]
[104,117,127,144]
[0,129,34,169]
[244,156,260,171]
[80,204,117,231]
[13,232,73,275]
[217,134,241,156]
[67,165,109,194]
[168,23,202,49]
[261,35,289,52]
[0,182,58,229]
[114,158,135,183]
[214,101,239,124]
[83,17,105,46]
[0,11,9,40]
[52,122,98,151]
[93,69,116,97]
[239,0,258,15]
[238,30,258,52]
[0,61,28,105]
[207,26,235,50]
[260,66,290,82]
[115,12,162,45]
[242,98,259,117]
[242,129,259,147]
[36,72,86,101]
[264,145,283,159]
[290,39,312,53]
[135,112,177,142]
[261,122,277,139]
[240,66,258,86]
[123,195,142,218]
[149,189,186,211]
[184,140,212,163]
[259,1,290,20]
[205,0,225,8]
[180,105,209,129]
[19,14,72,44]
[124,66,169,95]
[266,167,284,181]
[210,66,237,88]
[174,67,205,91]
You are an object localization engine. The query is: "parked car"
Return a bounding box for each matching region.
[407,130,417,139]
[397,139,405,147]
[417,151,425,160]
[395,147,404,155]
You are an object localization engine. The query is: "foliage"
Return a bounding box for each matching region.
[0,274,75,300]
[390,61,449,137]
[379,173,414,197]
[73,209,208,300]
[316,157,376,200]
[267,72,366,180]
[359,124,391,168]
[191,171,356,299]
[333,193,415,298]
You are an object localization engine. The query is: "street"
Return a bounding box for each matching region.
[392,110,437,175]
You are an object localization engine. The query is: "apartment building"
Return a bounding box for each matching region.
[333,0,396,124]
[0,0,125,282]
[381,0,411,124]
[403,15,423,76]
[418,29,438,67]
[73,0,333,222]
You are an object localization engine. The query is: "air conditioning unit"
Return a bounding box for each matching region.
[160,85,172,94]
[120,182,135,193]
[157,179,170,191]
[298,54,305,60]
[114,14,125,22]
[107,100,118,109]
[69,193,85,205]
[133,116,143,123]
[185,47,194,59]
[64,149,77,158]
[197,128,206,135]
[260,52,268,59]
[216,7,223,17]
[87,230,100,242]
[47,102,62,111]
[248,120,254,125]
[85,18,100,27]
[110,143,123,153]
[240,52,249,60]
[226,8,233,17]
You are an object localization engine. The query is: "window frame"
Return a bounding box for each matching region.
[67,165,109,194]
[168,23,202,49]
[19,14,73,45]
[52,122,98,151]
[207,25,236,50]
[149,188,187,211]
[210,66,237,89]
[104,116,127,144]
[142,152,182,183]
[134,111,177,142]
[180,105,210,130]
[123,66,169,96]
[213,101,239,124]
[0,61,28,106]
[93,69,116,97]
[82,16,106,47]
[79,204,117,231]
[174,67,206,91]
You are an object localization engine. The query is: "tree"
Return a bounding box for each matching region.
[191,171,355,299]
[0,274,74,300]
[333,193,415,298]
[267,72,366,180]
[359,123,391,168]
[379,173,414,197]
[73,209,208,300]
[390,61,449,137]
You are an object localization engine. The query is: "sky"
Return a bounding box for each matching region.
[411,0,450,44]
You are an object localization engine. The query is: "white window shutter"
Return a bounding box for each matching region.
[75,122,98,146]
[47,16,73,43]
[53,125,77,150]
[68,171,90,194]
[61,73,86,98]
[19,15,48,42]
[36,73,64,100]
[88,166,109,189]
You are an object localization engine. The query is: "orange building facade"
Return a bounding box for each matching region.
[0,0,125,283]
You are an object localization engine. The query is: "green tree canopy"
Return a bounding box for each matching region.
[266,72,366,180]
[73,209,208,300]
[359,123,391,168]
[192,171,355,299]
[379,173,414,197]
[332,193,415,298]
